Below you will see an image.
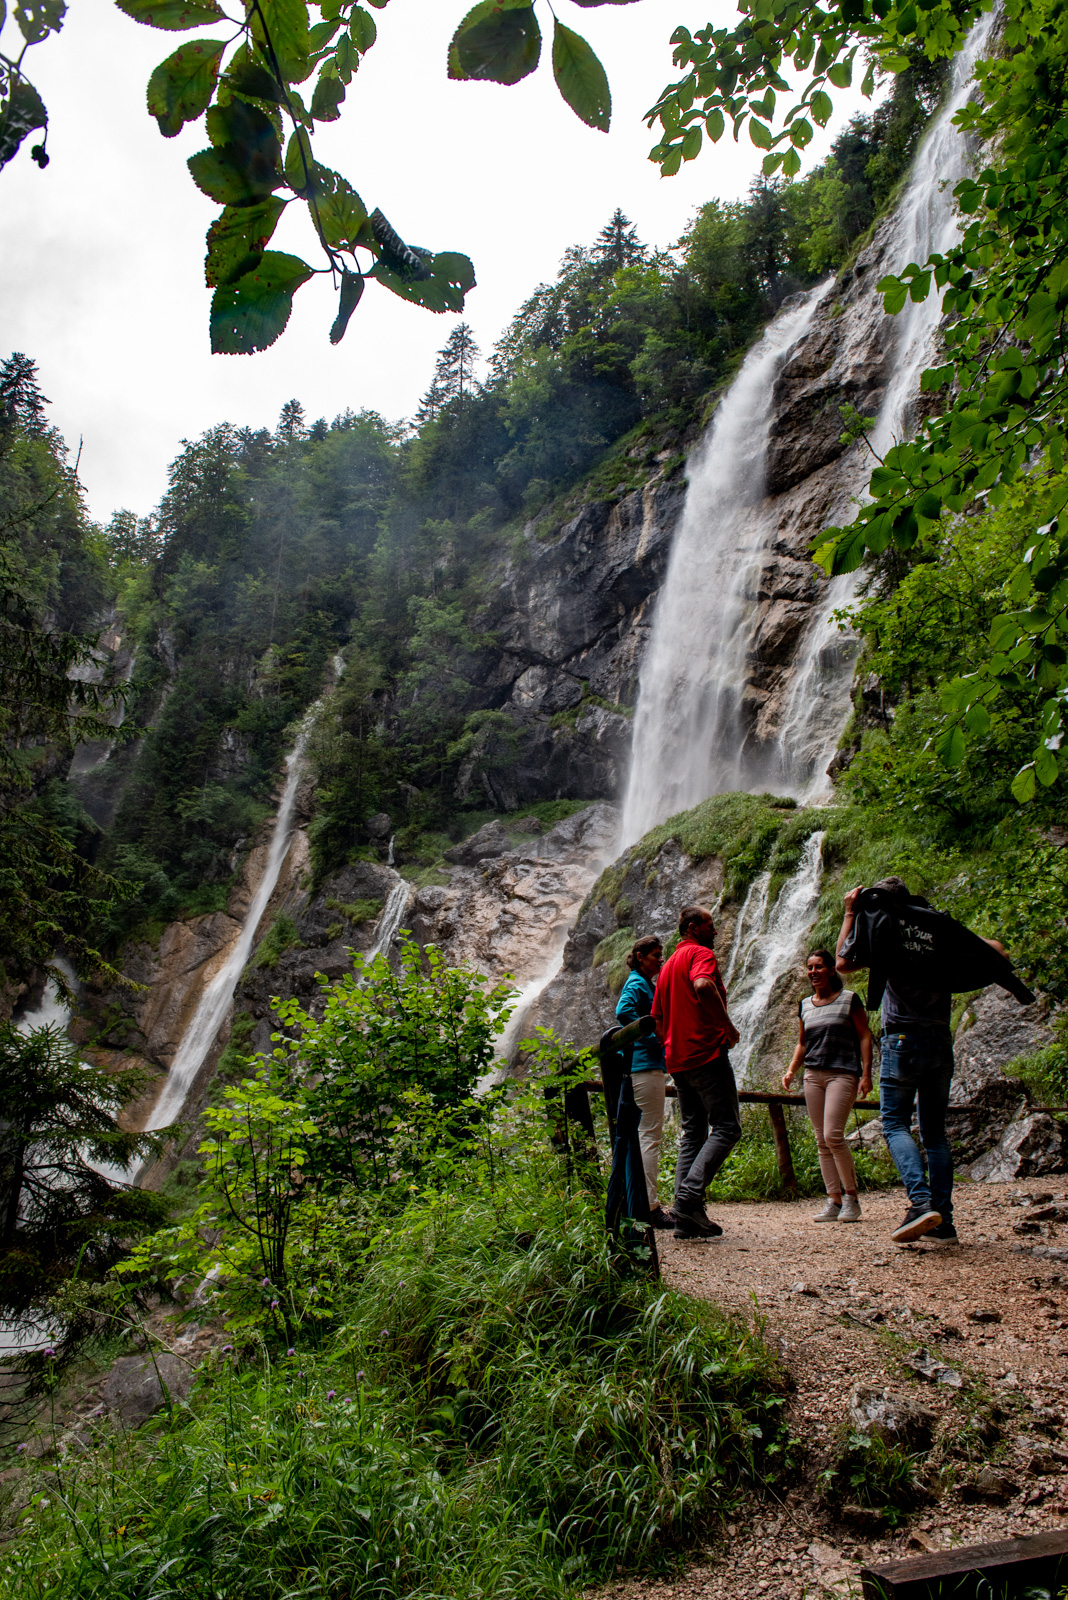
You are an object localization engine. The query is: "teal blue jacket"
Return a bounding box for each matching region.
[615,971,665,1073]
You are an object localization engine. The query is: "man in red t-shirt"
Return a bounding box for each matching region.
[652,904,741,1239]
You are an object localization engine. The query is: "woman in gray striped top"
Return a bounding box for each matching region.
[783,949,873,1223]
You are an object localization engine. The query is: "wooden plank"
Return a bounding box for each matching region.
[861,1527,1068,1599]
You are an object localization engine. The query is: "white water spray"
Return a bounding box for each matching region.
[727,830,825,1080]
[146,733,308,1131]
[620,287,831,845]
[776,9,999,789]
[367,879,410,962]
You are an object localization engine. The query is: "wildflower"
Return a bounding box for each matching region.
[16,1444,26,1454]
[270,1300,279,1310]
[262,1278,270,1288]
[379,1328,389,1339]
[222,1345,233,1354]
[356,1370,365,1381]
[326,1390,336,1400]
[287,1347,296,1357]
[43,1347,56,1359]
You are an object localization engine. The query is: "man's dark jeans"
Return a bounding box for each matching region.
[879,1029,955,1223]
[673,1055,742,1208]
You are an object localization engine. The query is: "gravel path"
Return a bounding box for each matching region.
[602,1180,1068,1599]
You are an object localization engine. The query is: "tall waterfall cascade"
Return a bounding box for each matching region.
[617,16,997,1064]
[145,732,309,1132]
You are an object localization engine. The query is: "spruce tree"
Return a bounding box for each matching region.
[594,209,645,273]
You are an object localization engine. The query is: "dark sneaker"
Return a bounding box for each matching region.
[673,1201,723,1239]
[891,1204,942,1243]
[649,1207,675,1231]
[926,1221,959,1244]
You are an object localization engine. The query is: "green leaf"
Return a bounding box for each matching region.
[350,5,376,50]
[934,723,966,767]
[1035,744,1060,786]
[782,147,801,176]
[147,38,225,137]
[551,20,610,131]
[210,251,313,353]
[251,0,310,82]
[705,106,724,141]
[373,250,476,313]
[827,59,851,88]
[317,176,367,247]
[205,197,286,286]
[0,75,47,167]
[222,57,285,104]
[810,89,832,126]
[963,703,990,737]
[115,0,223,29]
[748,115,771,149]
[1010,763,1037,803]
[188,143,282,204]
[329,270,364,344]
[681,125,702,160]
[311,70,345,121]
[14,0,65,45]
[449,0,541,85]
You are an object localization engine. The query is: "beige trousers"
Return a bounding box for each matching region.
[632,1070,666,1209]
[803,1068,859,1196]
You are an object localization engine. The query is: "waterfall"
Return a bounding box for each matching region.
[619,285,831,846]
[145,732,308,1132]
[727,831,825,1079]
[773,8,999,789]
[622,15,996,842]
[613,18,995,1078]
[367,879,410,962]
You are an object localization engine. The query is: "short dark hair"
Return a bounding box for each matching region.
[627,934,662,971]
[874,875,910,899]
[807,948,843,991]
[678,905,710,935]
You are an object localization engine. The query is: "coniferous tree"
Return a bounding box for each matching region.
[594,209,645,273]
[276,398,306,443]
[0,352,49,441]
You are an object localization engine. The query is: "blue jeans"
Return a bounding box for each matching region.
[879,1030,955,1222]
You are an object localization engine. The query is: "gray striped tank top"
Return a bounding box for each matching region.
[799,989,861,1076]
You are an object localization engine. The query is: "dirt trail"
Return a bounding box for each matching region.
[610,1181,1068,1599]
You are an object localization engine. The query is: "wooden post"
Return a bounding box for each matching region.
[767,1100,798,1194]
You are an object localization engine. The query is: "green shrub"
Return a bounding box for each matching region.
[324,895,383,927]
[250,912,304,970]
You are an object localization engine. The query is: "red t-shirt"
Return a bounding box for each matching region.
[652,937,729,1073]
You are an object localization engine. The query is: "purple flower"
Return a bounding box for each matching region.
[379,1328,389,1339]
[262,1278,270,1288]
[16,1443,26,1454]
[222,1345,233,1354]
[287,1348,296,1357]
[43,1347,56,1359]
[297,1371,305,1379]
[270,1300,279,1310]
[356,1370,365,1381]
[326,1390,336,1400]
[343,1395,352,1404]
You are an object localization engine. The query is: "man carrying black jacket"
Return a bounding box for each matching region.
[836,876,959,1245]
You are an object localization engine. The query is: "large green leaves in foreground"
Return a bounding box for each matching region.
[647,0,1068,805]
[106,0,637,350]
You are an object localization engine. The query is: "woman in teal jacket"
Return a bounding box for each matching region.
[615,934,671,1228]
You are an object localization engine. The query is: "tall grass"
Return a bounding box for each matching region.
[5,1129,789,1598]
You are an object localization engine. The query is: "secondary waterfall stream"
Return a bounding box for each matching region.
[617,16,996,1074]
[145,731,309,1132]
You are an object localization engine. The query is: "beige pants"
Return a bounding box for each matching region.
[632,1070,666,1209]
[803,1068,859,1197]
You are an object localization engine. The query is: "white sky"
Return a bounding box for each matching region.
[1,0,870,520]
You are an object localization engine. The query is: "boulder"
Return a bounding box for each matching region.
[848,1385,938,1451]
[948,987,1052,1163]
[443,820,512,865]
[969,1112,1068,1182]
[99,1351,196,1430]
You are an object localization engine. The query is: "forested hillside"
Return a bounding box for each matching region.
[0,54,948,969]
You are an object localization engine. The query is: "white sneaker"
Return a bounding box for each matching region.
[814,1198,842,1222]
[839,1194,862,1223]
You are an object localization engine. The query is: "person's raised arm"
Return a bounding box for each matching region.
[836,885,864,974]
